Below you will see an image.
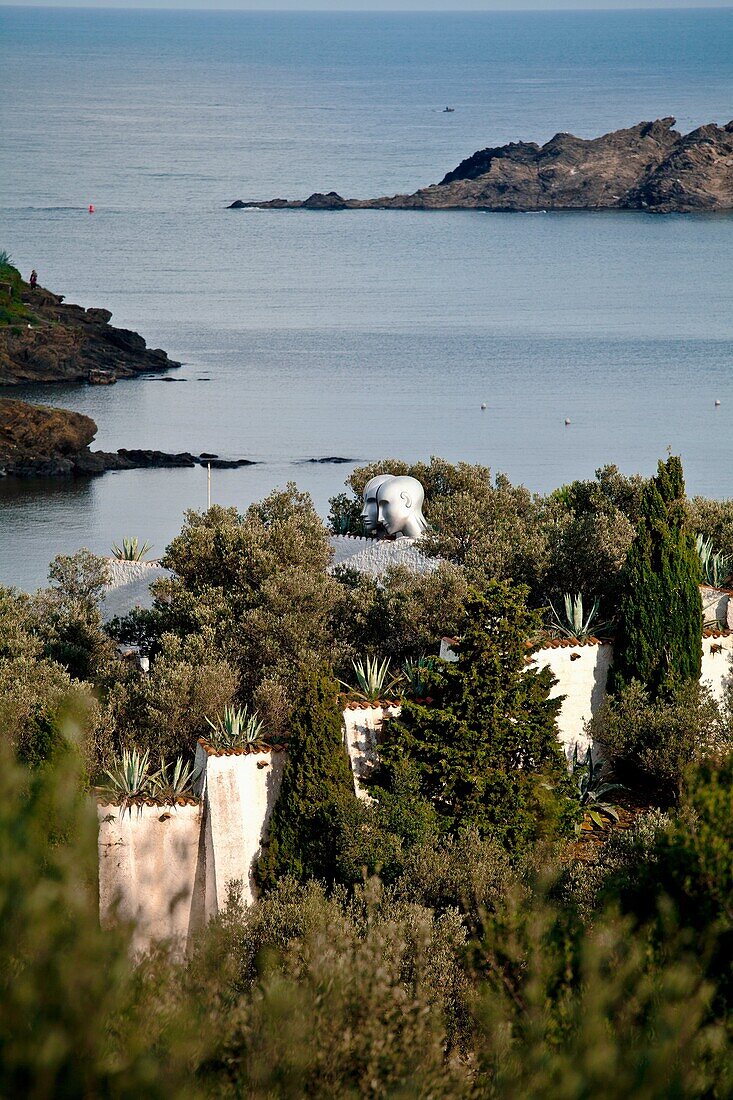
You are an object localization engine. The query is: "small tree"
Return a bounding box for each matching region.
[257,669,357,888]
[376,583,575,854]
[610,456,702,697]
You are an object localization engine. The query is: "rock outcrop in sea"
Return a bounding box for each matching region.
[230,119,733,214]
[0,270,180,385]
[0,398,256,478]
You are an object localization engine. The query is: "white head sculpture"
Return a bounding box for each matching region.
[360,473,428,539]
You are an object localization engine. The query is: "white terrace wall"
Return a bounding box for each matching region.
[343,702,401,799]
[700,631,733,700]
[442,630,733,758]
[98,799,204,955]
[701,587,733,630]
[98,747,285,954]
[528,641,612,758]
[194,744,286,910]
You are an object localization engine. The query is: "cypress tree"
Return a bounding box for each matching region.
[609,456,702,697]
[376,582,574,854]
[257,668,357,889]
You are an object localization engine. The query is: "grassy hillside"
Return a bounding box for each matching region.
[0,252,41,330]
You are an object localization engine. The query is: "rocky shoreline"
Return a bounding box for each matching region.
[0,397,259,478]
[0,270,180,385]
[230,118,733,214]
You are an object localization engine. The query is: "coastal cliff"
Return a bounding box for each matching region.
[0,264,179,385]
[231,118,733,214]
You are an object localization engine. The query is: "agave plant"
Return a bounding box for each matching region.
[344,655,398,703]
[401,656,435,698]
[111,537,153,562]
[696,534,732,589]
[99,748,155,810]
[571,745,624,831]
[549,592,609,641]
[205,704,267,749]
[151,756,200,803]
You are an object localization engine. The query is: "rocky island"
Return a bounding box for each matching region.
[231,118,733,214]
[0,262,179,385]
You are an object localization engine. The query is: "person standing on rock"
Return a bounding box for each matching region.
[29,269,37,290]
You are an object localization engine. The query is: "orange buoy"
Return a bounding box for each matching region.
[89,204,95,214]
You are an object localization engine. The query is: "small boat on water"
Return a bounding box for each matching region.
[443,107,455,113]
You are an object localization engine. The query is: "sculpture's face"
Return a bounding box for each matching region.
[360,474,393,535]
[375,475,427,539]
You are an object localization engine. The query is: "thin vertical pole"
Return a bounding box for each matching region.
[207,462,211,510]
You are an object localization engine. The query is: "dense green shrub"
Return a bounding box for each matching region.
[95,644,238,773]
[376,583,578,854]
[610,456,702,696]
[258,670,358,889]
[0,584,99,771]
[0,740,199,1098]
[29,550,113,682]
[590,680,732,802]
[157,489,340,736]
[331,560,469,669]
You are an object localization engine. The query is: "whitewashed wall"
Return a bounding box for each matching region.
[700,632,733,700]
[100,557,172,622]
[98,800,203,955]
[343,703,400,799]
[194,744,286,910]
[701,587,733,629]
[98,747,285,954]
[442,630,733,756]
[529,642,613,758]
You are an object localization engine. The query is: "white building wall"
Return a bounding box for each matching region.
[343,703,400,799]
[97,800,203,955]
[529,642,613,758]
[194,744,286,911]
[700,632,733,701]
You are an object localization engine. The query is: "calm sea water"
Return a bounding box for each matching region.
[1,7,732,590]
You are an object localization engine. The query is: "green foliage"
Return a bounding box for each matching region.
[0,584,100,770]
[205,703,267,749]
[590,680,733,802]
[346,654,397,702]
[377,583,577,854]
[96,645,238,772]
[327,491,363,534]
[111,536,153,561]
[696,533,732,588]
[159,489,339,736]
[332,560,469,669]
[150,755,199,802]
[688,495,733,562]
[401,655,435,697]
[100,747,154,806]
[610,456,702,697]
[0,259,39,327]
[0,740,199,1097]
[28,550,113,682]
[258,669,358,889]
[548,591,609,640]
[570,745,624,830]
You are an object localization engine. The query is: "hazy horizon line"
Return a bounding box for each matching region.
[2,1,732,11]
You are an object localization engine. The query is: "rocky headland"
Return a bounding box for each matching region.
[230,118,733,214]
[0,398,257,478]
[0,265,179,385]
